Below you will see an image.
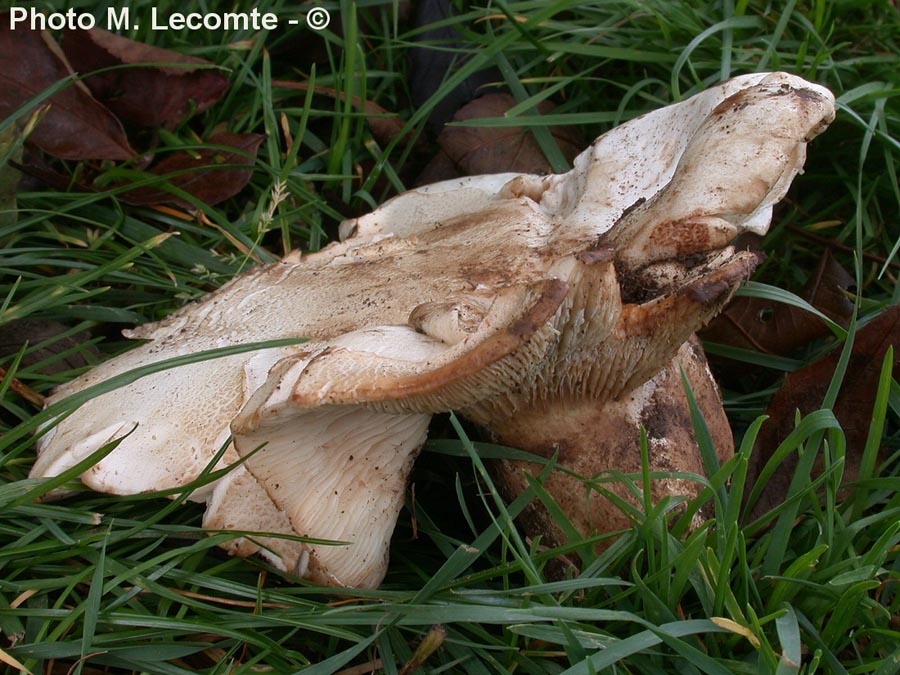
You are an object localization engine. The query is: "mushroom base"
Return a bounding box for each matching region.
[485,338,732,552]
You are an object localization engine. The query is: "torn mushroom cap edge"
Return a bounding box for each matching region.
[228,277,569,587]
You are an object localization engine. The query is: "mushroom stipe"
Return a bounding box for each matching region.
[31,72,836,588]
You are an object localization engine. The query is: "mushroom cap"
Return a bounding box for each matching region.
[31,72,835,587]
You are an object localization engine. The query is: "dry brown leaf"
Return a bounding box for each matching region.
[748,305,900,515]
[117,132,265,207]
[702,249,855,355]
[61,28,229,129]
[0,17,134,160]
[0,319,99,375]
[272,80,406,146]
[420,93,583,181]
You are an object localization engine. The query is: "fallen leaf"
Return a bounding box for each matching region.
[423,93,584,180]
[15,147,90,193]
[0,319,99,375]
[701,249,855,355]
[117,132,265,207]
[61,28,229,129]
[0,318,102,408]
[748,305,900,515]
[0,17,134,160]
[272,80,405,146]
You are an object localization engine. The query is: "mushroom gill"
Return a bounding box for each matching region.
[31,72,835,588]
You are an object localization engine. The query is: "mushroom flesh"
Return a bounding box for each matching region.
[31,72,835,587]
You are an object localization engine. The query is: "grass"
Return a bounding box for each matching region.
[1,0,899,673]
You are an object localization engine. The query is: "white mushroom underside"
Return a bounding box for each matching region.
[29,72,836,588]
[235,407,430,588]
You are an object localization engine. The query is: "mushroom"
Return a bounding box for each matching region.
[31,72,835,588]
[489,336,737,551]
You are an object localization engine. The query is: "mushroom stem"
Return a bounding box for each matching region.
[485,338,732,549]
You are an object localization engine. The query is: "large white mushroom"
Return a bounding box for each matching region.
[31,72,835,588]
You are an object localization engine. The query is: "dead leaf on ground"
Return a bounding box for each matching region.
[15,147,91,193]
[701,249,855,355]
[0,318,101,406]
[747,304,900,516]
[61,28,229,129]
[273,80,406,147]
[117,132,265,207]
[0,319,100,374]
[418,93,584,183]
[0,18,134,160]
